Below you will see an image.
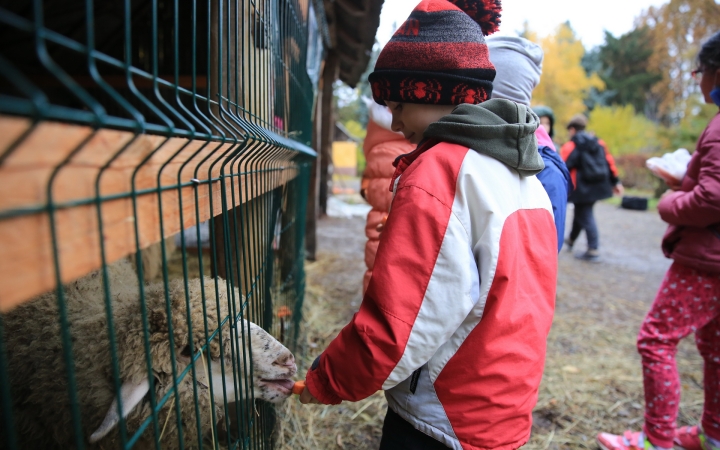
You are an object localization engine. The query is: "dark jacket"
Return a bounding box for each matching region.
[659,112,720,274]
[560,131,619,204]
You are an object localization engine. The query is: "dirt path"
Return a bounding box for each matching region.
[277,200,705,449]
[533,202,703,449]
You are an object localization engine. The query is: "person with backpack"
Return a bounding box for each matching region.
[560,114,624,261]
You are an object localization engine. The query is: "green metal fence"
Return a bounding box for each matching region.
[0,0,322,448]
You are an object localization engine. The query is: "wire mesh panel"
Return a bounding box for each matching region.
[0,0,321,447]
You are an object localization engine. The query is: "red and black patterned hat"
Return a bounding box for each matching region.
[369,0,501,105]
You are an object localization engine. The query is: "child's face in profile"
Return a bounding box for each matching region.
[540,117,552,135]
[385,101,456,144]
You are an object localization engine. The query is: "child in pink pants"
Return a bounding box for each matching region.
[636,264,720,448]
[597,30,720,450]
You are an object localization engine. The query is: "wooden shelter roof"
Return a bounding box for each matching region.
[323,0,385,87]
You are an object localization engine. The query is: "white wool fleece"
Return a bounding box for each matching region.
[487,36,543,106]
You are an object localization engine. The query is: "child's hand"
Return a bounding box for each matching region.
[299,386,321,404]
[613,183,624,196]
[376,214,388,233]
[666,177,683,191]
[651,167,682,190]
[660,189,675,200]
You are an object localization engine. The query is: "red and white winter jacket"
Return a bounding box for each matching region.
[306,100,558,450]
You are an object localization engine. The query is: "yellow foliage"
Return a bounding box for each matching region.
[657,98,718,152]
[636,0,720,122]
[343,120,366,140]
[532,23,605,143]
[519,21,538,42]
[587,105,659,156]
[342,119,367,173]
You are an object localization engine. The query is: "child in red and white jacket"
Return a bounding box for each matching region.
[299,1,558,449]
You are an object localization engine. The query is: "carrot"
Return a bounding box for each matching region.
[292,380,305,395]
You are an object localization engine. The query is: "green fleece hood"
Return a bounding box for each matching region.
[423,99,544,177]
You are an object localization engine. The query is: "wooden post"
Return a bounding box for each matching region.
[305,83,322,261]
[209,0,226,280]
[319,50,338,216]
[209,0,246,289]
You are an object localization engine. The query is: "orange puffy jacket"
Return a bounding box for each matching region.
[361,113,414,293]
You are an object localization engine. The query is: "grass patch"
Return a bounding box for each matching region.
[603,188,659,211]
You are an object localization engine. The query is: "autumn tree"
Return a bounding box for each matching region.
[595,28,661,115]
[587,105,659,156]
[658,98,719,151]
[532,22,604,143]
[581,48,615,110]
[637,0,720,123]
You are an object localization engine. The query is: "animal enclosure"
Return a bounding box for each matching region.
[0,0,323,447]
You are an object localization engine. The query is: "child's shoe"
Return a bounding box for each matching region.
[674,425,720,450]
[564,237,574,251]
[576,248,600,261]
[596,430,656,450]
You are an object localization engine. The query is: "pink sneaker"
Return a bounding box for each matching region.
[675,426,720,450]
[597,430,654,450]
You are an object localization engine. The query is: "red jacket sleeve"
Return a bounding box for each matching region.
[598,139,620,183]
[559,141,574,162]
[305,183,464,404]
[560,141,577,188]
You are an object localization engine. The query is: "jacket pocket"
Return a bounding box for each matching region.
[409,367,422,394]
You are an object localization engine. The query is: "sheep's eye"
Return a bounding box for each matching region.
[180,345,192,358]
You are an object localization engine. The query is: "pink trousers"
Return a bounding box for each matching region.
[637,262,720,448]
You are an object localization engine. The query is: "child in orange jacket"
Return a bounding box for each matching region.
[360,100,414,293]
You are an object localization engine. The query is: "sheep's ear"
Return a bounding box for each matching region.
[89,378,149,443]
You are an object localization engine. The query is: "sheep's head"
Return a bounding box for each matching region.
[245,319,298,402]
[89,277,296,444]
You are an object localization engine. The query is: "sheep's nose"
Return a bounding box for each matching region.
[274,354,295,368]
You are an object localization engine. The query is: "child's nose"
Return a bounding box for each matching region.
[391,117,402,133]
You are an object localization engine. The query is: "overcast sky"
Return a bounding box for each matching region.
[375,0,669,50]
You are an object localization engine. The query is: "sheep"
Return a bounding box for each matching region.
[1,257,297,449]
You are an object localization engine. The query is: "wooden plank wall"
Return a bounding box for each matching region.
[0,116,298,312]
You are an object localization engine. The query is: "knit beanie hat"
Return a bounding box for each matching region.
[567,114,588,130]
[368,0,502,106]
[487,36,543,106]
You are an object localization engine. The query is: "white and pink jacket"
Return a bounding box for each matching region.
[306,100,558,450]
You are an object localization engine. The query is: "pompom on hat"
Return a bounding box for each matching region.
[369,0,502,106]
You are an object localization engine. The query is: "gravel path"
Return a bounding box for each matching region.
[556,201,671,320]
[531,202,704,449]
